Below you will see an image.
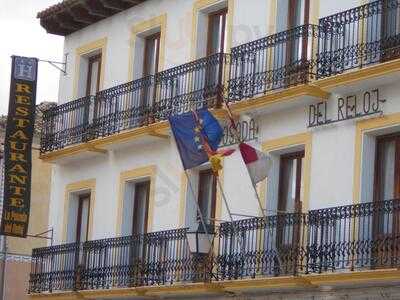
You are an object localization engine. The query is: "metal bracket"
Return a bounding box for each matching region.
[26,227,54,245]
[39,53,68,76]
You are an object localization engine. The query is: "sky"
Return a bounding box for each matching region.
[0,0,64,115]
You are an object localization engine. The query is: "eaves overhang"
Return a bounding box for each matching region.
[37,0,147,36]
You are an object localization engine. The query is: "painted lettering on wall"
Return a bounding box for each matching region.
[220,118,258,147]
[308,89,386,128]
[0,56,38,238]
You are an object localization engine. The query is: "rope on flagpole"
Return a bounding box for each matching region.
[222,100,270,218]
[221,98,286,215]
[169,114,214,248]
[190,109,244,253]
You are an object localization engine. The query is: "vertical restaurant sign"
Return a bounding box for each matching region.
[0,56,38,237]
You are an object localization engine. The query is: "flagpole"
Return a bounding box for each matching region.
[222,88,285,269]
[190,110,244,250]
[216,177,234,223]
[221,100,270,218]
[169,126,214,248]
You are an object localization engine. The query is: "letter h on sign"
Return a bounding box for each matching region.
[14,56,37,82]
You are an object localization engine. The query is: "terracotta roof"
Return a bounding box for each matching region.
[37,0,146,36]
[37,0,81,19]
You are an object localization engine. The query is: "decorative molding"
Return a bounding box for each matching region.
[230,84,329,114]
[314,58,400,90]
[29,269,400,299]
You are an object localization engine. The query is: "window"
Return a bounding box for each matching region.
[86,53,102,96]
[207,8,228,55]
[278,151,304,214]
[276,0,309,32]
[132,180,151,235]
[275,0,310,86]
[75,194,90,243]
[121,179,151,236]
[197,169,217,224]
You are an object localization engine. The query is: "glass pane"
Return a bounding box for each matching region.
[132,182,150,234]
[198,171,215,221]
[294,0,305,27]
[89,61,99,95]
[378,140,396,201]
[279,154,303,213]
[280,159,295,212]
[144,36,160,76]
[208,12,227,54]
[79,197,90,242]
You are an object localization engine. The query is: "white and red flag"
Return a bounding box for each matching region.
[239,142,271,184]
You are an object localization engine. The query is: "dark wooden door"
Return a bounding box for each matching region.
[276,151,304,274]
[373,133,400,267]
[130,180,151,285]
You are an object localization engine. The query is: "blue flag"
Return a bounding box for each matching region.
[169,109,223,170]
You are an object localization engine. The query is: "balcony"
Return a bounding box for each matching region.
[40,0,400,155]
[317,0,400,79]
[40,53,230,153]
[29,199,400,294]
[228,24,319,102]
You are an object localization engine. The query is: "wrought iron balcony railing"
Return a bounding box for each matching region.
[29,228,198,293]
[317,0,400,78]
[228,24,320,102]
[29,199,400,293]
[216,198,400,280]
[40,53,230,153]
[40,95,95,153]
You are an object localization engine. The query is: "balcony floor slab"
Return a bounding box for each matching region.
[28,269,400,300]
